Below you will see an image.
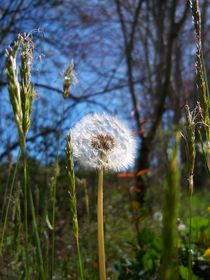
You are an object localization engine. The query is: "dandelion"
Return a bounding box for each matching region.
[153,211,163,222]
[177,219,187,232]
[70,113,136,280]
[71,113,136,171]
[178,224,187,231]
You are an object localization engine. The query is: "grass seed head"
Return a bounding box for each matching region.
[63,61,77,99]
[184,105,196,196]
[5,33,35,149]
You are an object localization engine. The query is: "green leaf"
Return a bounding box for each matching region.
[179,265,188,280]
[46,214,53,230]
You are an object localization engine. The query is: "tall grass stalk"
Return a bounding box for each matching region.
[44,229,50,279]
[49,173,57,279]
[50,97,65,279]
[22,146,30,279]
[198,130,210,175]
[50,152,62,279]
[188,195,193,280]
[66,135,84,280]
[23,145,45,278]
[5,33,44,279]
[188,2,210,276]
[49,151,61,279]
[12,182,21,250]
[6,35,29,278]
[189,0,210,141]
[184,105,196,280]
[27,163,45,279]
[161,133,180,280]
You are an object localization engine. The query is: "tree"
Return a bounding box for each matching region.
[0,0,209,196]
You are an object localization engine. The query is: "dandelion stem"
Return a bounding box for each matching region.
[97,167,106,280]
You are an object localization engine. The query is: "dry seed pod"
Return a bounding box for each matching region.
[63,61,77,99]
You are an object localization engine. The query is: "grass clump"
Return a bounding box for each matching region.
[5,33,44,279]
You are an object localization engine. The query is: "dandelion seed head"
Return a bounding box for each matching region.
[177,224,187,231]
[70,113,136,171]
[153,211,163,222]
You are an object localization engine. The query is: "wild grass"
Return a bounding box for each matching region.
[0,0,209,279]
[183,105,196,280]
[5,33,44,279]
[66,135,84,280]
[186,1,210,279]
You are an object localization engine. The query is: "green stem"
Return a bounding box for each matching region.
[97,167,106,280]
[198,131,210,175]
[23,146,30,280]
[28,184,45,279]
[188,194,192,280]
[51,101,64,278]
[23,145,45,279]
[66,134,84,280]
[76,236,84,280]
[44,229,49,279]
[51,177,56,279]
[0,151,20,254]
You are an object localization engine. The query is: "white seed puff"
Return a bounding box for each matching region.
[70,113,136,171]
